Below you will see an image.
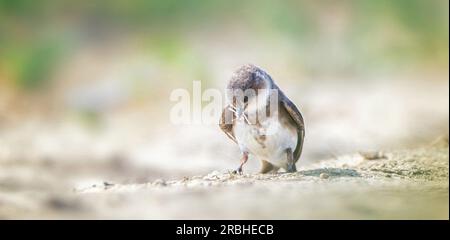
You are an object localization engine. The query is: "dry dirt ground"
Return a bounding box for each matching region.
[1,77,447,219]
[1,144,447,219]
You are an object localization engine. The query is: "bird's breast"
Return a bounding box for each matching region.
[234,114,297,164]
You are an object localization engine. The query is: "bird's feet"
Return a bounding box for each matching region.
[286,163,297,173]
[285,148,297,173]
[232,152,248,175]
[232,167,243,175]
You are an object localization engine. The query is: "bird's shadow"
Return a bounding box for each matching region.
[297,168,361,178]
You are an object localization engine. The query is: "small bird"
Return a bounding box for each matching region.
[220,64,305,174]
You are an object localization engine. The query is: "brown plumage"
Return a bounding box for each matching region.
[219,64,305,173]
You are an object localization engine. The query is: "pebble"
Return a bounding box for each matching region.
[153,179,167,186]
[103,181,115,189]
[320,173,330,179]
[203,170,221,180]
[360,151,386,160]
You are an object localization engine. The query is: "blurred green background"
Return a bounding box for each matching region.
[0,0,448,91]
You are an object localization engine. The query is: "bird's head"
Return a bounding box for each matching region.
[226,64,274,112]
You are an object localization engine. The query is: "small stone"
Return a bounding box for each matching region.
[153,179,167,186]
[204,170,221,180]
[359,151,386,160]
[320,173,329,179]
[103,181,114,189]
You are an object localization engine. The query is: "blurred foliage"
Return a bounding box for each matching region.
[0,0,448,91]
[352,0,449,64]
[10,38,65,90]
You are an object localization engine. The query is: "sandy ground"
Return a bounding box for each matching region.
[1,143,447,219]
[0,77,448,219]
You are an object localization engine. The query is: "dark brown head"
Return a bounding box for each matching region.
[226,64,274,109]
[227,64,272,91]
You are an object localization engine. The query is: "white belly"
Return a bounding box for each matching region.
[234,116,297,168]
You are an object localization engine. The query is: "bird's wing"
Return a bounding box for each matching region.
[219,105,237,143]
[279,90,305,162]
